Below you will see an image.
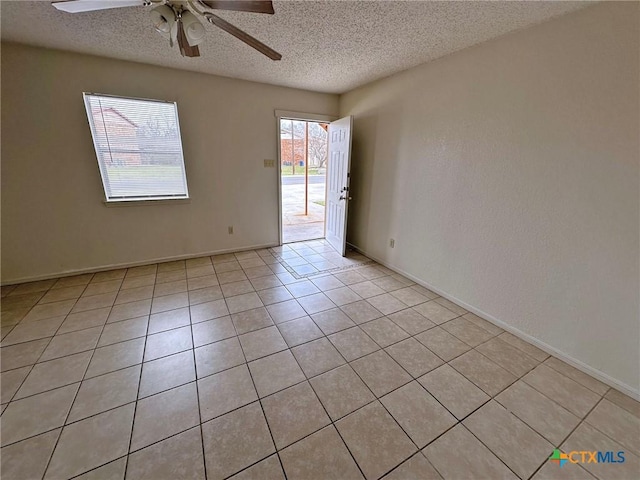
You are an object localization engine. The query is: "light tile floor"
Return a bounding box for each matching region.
[1,239,639,480]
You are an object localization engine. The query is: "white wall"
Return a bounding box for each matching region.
[1,43,338,283]
[340,2,640,394]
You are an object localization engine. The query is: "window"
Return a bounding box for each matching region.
[83,93,189,202]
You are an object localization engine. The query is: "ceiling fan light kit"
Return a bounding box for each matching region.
[52,0,281,60]
[180,11,206,46]
[150,4,174,35]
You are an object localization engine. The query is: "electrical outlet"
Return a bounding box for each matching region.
[228,226,234,235]
[390,238,395,248]
[263,159,275,168]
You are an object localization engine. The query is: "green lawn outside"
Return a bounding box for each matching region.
[281,165,323,176]
[106,164,323,179]
[106,165,182,179]
[105,165,185,196]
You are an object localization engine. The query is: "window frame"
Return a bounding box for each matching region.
[83,92,190,204]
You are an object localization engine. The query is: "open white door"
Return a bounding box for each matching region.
[325,115,353,255]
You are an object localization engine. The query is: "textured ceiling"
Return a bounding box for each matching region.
[1,1,589,94]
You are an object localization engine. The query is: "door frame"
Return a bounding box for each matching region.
[274,110,337,246]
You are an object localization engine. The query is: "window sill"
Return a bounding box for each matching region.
[103,198,191,207]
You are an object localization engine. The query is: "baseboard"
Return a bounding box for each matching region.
[2,242,279,285]
[348,243,640,401]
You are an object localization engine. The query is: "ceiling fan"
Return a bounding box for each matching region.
[51,0,282,60]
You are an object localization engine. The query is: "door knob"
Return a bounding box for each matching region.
[339,195,353,201]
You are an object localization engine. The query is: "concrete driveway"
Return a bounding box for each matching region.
[282,176,326,243]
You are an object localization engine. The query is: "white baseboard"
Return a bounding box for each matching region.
[348,243,640,401]
[2,242,279,285]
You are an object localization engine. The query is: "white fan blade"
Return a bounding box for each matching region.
[52,0,144,13]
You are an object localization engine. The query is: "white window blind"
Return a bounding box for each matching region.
[83,93,189,202]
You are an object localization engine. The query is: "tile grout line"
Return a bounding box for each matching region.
[331,333,431,476]
[382,449,441,479]
[289,339,370,480]
[3,276,99,403]
[121,271,154,480]
[67,456,127,480]
[230,301,290,480]
[37,274,112,479]
[187,292,210,480]
[525,395,609,479]
[460,421,524,479]
[429,359,610,480]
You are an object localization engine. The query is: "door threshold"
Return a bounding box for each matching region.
[282,236,326,245]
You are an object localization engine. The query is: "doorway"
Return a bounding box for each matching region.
[279,118,329,243]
